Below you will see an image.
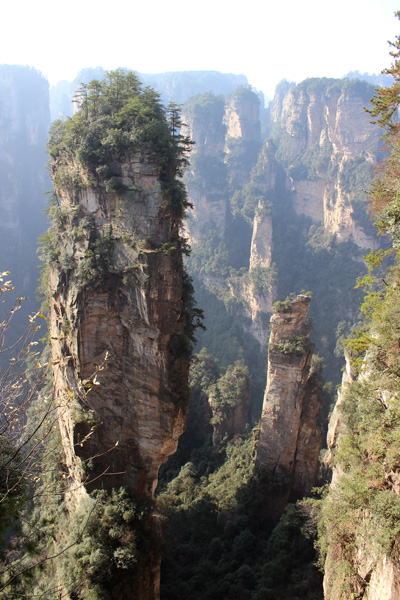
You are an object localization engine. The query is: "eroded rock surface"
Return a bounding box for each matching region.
[256,295,322,507]
[271,79,381,249]
[322,356,400,600]
[48,149,190,506]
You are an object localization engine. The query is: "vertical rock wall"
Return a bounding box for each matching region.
[322,356,400,600]
[48,150,190,505]
[256,295,322,508]
[270,79,381,249]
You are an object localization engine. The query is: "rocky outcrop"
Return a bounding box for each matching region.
[238,280,273,347]
[48,148,190,505]
[272,79,379,163]
[243,144,279,344]
[322,352,354,484]
[44,77,194,598]
[248,144,278,272]
[208,389,250,446]
[256,295,322,508]
[322,357,400,599]
[224,86,261,142]
[182,93,228,242]
[183,87,262,244]
[271,78,381,249]
[182,87,273,349]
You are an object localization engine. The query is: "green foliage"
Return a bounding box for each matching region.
[272,297,292,312]
[225,137,261,189]
[285,138,333,181]
[0,436,26,548]
[273,78,375,184]
[190,348,221,396]
[367,13,400,138]
[59,488,154,600]
[294,77,375,104]
[270,335,312,357]
[313,27,400,587]
[9,482,155,600]
[189,152,227,197]
[188,224,230,278]
[48,69,192,220]
[272,194,364,385]
[230,180,272,222]
[190,277,267,418]
[184,92,226,131]
[76,226,113,290]
[249,265,277,296]
[227,84,260,104]
[209,362,253,425]
[158,434,322,600]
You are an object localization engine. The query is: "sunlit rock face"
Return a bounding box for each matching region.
[271,79,381,249]
[224,89,261,142]
[256,295,323,512]
[48,148,190,508]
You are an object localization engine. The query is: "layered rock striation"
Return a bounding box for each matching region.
[256,295,323,506]
[48,150,190,507]
[271,78,381,249]
[44,72,194,599]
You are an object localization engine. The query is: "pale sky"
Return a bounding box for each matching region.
[1,0,399,98]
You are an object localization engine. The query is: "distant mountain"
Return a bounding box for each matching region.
[345,69,394,88]
[139,70,248,104]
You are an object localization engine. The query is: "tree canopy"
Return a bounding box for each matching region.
[47,69,193,219]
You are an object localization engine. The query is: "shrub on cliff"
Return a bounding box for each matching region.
[313,14,400,594]
[47,69,193,220]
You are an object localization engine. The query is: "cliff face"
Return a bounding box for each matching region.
[183,87,262,242]
[256,295,322,506]
[271,79,380,249]
[43,75,193,599]
[243,144,278,343]
[48,149,189,505]
[322,359,400,600]
[224,88,261,141]
[0,66,49,313]
[321,297,400,599]
[182,93,228,243]
[183,88,275,348]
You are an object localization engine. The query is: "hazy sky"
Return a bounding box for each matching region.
[2,0,399,98]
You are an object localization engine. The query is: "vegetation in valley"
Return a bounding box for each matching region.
[158,402,323,600]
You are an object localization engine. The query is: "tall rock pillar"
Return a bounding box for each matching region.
[256,295,323,512]
[44,73,193,600]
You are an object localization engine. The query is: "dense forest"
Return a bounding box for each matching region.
[1,18,400,599]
